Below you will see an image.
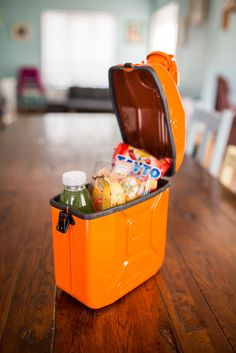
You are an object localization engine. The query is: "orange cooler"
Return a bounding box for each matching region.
[50,51,185,309]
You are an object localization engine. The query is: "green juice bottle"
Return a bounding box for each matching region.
[59,171,93,213]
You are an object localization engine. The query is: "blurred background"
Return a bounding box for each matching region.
[0,0,235,192]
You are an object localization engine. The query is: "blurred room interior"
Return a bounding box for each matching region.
[0,2,236,352]
[0,0,235,192]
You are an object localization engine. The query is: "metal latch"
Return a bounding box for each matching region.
[124,62,132,68]
[56,210,75,233]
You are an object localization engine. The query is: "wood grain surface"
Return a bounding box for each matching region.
[0,113,235,353]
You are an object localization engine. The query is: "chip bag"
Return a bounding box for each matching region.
[113,143,172,193]
[91,144,172,211]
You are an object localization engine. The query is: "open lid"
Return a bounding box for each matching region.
[108,52,185,177]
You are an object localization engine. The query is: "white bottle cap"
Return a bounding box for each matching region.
[62,171,86,187]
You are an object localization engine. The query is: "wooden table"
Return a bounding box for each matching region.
[0,114,236,353]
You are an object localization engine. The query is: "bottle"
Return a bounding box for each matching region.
[59,171,93,213]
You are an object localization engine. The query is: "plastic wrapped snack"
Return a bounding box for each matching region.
[113,143,172,180]
[92,175,126,211]
[91,160,126,211]
[91,144,172,211]
[113,143,172,195]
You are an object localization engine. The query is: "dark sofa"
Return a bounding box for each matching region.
[67,86,113,113]
[46,86,114,113]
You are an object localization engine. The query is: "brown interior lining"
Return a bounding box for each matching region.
[111,69,173,160]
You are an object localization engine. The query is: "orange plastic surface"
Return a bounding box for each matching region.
[51,51,185,309]
[146,51,185,172]
[110,51,185,174]
[51,188,169,309]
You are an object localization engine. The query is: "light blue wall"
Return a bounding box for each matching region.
[151,0,236,105]
[1,0,236,101]
[202,0,236,107]
[151,0,210,98]
[0,0,151,78]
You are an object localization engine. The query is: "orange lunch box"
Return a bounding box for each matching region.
[50,51,185,309]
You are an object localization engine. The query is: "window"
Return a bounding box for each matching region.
[150,2,179,55]
[41,10,116,88]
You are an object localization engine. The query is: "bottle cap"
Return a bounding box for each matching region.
[62,171,86,187]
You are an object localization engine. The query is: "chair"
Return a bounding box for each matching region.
[186,107,234,177]
[220,145,236,193]
[181,96,201,132]
[17,67,45,112]
[215,76,236,146]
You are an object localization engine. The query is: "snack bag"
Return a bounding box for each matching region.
[91,144,172,211]
[92,176,126,211]
[112,143,172,200]
[113,143,172,180]
[91,161,126,211]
